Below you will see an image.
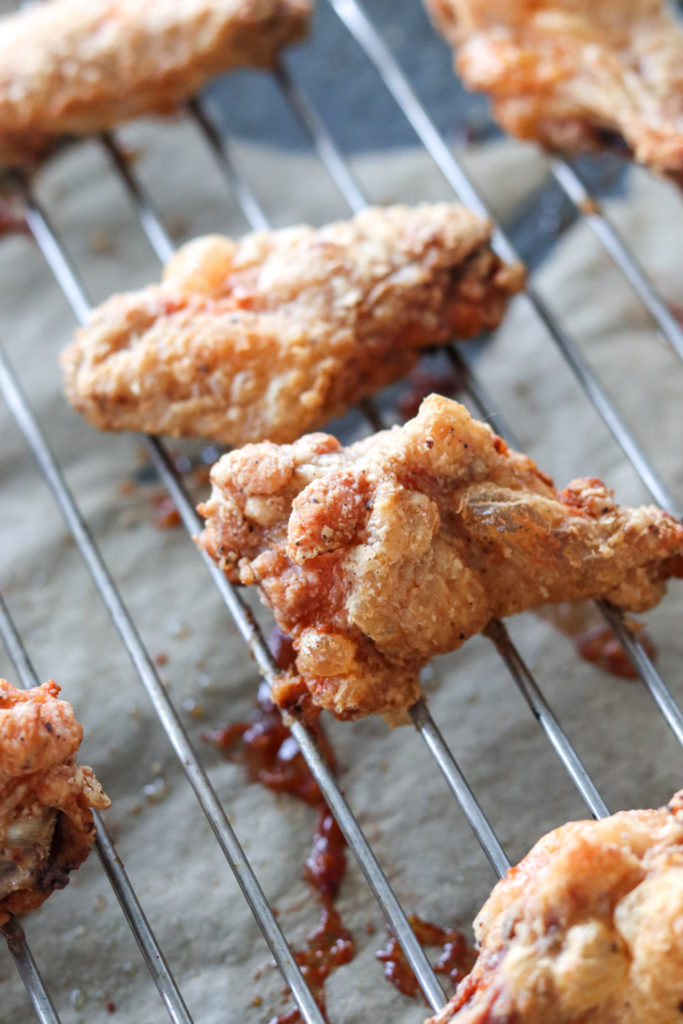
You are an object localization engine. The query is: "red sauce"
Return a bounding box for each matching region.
[211,629,474,1018]
[150,493,182,530]
[376,914,476,1002]
[574,621,656,680]
[398,368,463,420]
[0,197,28,238]
[210,671,352,1024]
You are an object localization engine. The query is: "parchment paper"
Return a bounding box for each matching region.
[1,115,682,1024]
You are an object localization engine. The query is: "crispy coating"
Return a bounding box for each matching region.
[425,790,683,1024]
[0,679,110,925]
[61,204,524,445]
[199,395,683,723]
[424,0,683,185]
[0,0,310,167]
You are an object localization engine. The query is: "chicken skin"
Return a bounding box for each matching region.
[424,0,683,185]
[61,205,524,445]
[425,790,683,1024]
[0,679,110,925]
[0,0,310,167]
[198,394,683,722]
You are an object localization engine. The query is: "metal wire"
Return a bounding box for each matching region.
[443,344,683,746]
[0,917,60,1024]
[0,592,195,1024]
[10,174,449,1011]
[325,0,683,520]
[93,103,514,894]
[549,157,683,361]
[2,3,683,1019]
[0,341,328,1024]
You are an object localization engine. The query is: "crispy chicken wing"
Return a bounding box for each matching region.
[424,0,683,185]
[426,790,683,1024]
[199,394,683,722]
[61,205,524,445]
[0,0,310,167]
[0,679,110,925]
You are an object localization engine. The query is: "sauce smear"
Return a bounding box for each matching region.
[210,661,353,1023]
[376,914,476,1002]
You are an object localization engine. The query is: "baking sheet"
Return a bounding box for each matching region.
[1,114,683,1024]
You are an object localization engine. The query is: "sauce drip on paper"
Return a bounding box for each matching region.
[211,628,474,1020]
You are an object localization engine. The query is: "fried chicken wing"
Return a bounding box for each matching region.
[0,0,310,167]
[198,394,683,722]
[0,679,110,925]
[61,205,524,445]
[426,790,683,1024]
[424,0,683,185]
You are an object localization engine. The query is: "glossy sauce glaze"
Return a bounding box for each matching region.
[376,914,476,1001]
[574,621,656,679]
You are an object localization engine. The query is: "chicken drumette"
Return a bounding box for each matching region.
[0,0,310,167]
[0,679,110,924]
[424,0,683,185]
[426,791,683,1024]
[198,394,683,722]
[61,204,523,445]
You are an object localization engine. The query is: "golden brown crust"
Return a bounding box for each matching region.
[0,0,311,167]
[424,0,683,185]
[61,204,524,445]
[198,395,683,722]
[0,680,110,925]
[426,791,683,1024]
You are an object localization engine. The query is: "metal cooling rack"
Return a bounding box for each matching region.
[1,1,682,1020]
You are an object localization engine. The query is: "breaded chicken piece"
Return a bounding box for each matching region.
[425,790,683,1024]
[0,0,310,167]
[61,205,524,445]
[424,0,683,185]
[0,679,110,925]
[199,395,683,722]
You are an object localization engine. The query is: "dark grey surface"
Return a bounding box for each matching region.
[207,0,629,269]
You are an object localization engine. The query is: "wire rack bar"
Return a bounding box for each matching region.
[0,593,195,1024]
[444,347,522,448]
[101,132,176,263]
[103,68,665,877]
[4,9,682,1019]
[154,106,525,889]
[146,436,448,1012]
[410,700,510,877]
[324,0,682,520]
[92,109,515,892]
[598,600,683,746]
[187,97,271,232]
[154,54,683,781]
[549,157,683,360]
[0,917,60,1024]
[0,342,328,1024]
[90,122,467,1007]
[258,61,652,819]
[13,175,449,1012]
[91,116,527,1005]
[274,63,367,214]
[484,620,610,819]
